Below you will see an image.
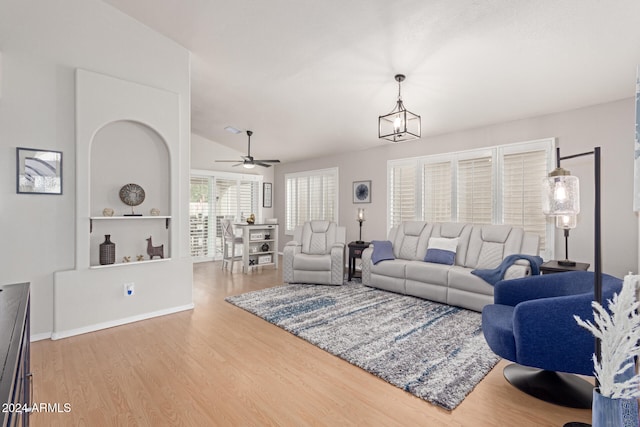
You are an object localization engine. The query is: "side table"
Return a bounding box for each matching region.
[348,241,370,281]
[540,260,590,274]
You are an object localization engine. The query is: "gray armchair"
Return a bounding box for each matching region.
[283,220,346,285]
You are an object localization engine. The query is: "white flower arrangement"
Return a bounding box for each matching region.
[574,274,640,399]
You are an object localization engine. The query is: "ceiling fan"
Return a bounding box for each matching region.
[216,130,281,169]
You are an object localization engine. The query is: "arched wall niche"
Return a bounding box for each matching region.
[90,119,170,216]
[89,119,171,265]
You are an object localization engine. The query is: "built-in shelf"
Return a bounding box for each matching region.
[90,216,171,232]
[89,257,172,270]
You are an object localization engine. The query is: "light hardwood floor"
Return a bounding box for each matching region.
[31,260,591,426]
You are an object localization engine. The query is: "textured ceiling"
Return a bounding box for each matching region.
[103,0,640,164]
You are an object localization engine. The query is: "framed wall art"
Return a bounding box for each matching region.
[16,147,63,195]
[263,182,273,208]
[353,180,371,203]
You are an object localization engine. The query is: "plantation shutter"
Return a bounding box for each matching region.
[189,176,214,258]
[238,180,259,220]
[503,149,548,253]
[423,161,452,222]
[285,168,337,233]
[389,163,416,228]
[216,178,237,219]
[457,157,493,224]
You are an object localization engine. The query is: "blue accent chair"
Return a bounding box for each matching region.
[482,271,623,408]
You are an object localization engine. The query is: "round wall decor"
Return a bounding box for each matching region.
[119,183,145,207]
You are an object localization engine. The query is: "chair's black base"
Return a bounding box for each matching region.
[503,363,593,409]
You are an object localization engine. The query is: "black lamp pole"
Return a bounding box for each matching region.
[561,146,601,427]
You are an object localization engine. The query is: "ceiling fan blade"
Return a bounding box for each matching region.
[254,162,272,168]
[254,159,280,163]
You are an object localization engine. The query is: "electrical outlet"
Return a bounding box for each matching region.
[124,282,135,296]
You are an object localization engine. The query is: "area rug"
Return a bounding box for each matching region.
[225,283,500,410]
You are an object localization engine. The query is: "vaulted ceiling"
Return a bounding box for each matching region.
[103,0,640,163]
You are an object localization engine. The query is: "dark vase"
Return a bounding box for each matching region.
[261,243,269,252]
[99,234,116,265]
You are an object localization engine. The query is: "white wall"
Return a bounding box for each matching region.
[0,0,191,338]
[274,98,638,278]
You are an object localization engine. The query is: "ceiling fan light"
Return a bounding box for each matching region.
[243,163,255,169]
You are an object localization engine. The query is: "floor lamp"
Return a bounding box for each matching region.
[543,146,601,427]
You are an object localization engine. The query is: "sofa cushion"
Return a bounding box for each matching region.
[424,237,459,265]
[293,253,331,271]
[371,240,395,265]
[301,221,336,255]
[465,225,520,268]
[406,261,450,286]
[392,221,432,260]
[431,223,472,266]
[371,259,407,278]
[448,266,495,296]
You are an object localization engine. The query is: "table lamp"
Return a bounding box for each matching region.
[556,214,577,267]
[356,209,365,243]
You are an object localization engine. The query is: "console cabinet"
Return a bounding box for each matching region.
[0,283,30,427]
[237,224,279,273]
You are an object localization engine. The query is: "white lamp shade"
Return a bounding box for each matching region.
[357,208,365,221]
[542,174,580,216]
[556,214,577,229]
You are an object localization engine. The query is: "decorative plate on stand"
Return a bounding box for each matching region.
[119,183,145,215]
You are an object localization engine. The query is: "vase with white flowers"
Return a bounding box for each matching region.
[574,274,640,427]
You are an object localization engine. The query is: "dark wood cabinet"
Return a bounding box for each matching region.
[540,260,590,274]
[348,241,370,281]
[0,283,31,427]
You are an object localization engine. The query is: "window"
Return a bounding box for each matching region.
[285,168,338,234]
[189,171,261,260]
[457,155,493,224]
[422,161,452,222]
[190,176,213,259]
[388,138,554,258]
[389,162,416,226]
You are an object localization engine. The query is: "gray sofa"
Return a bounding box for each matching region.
[361,221,540,312]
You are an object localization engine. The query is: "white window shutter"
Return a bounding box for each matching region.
[285,168,338,233]
[389,163,417,229]
[503,149,548,252]
[423,161,452,222]
[457,157,493,224]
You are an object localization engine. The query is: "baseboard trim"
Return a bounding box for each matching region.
[31,332,53,342]
[51,303,195,340]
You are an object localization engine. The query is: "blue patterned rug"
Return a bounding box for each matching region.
[225,282,499,410]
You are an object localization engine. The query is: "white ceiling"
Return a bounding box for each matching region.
[103,0,640,164]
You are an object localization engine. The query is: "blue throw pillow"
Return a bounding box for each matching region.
[371,240,395,265]
[424,237,459,265]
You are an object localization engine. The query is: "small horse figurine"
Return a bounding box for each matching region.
[146,236,164,259]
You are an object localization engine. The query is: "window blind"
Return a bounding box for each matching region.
[189,176,214,258]
[189,173,261,260]
[387,138,553,257]
[457,157,493,224]
[423,161,452,222]
[502,149,548,251]
[389,162,417,228]
[285,168,337,233]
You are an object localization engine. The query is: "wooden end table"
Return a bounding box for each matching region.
[540,260,590,274]
[348,241,370,281]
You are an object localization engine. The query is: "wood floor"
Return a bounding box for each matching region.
[31,260,592,426]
